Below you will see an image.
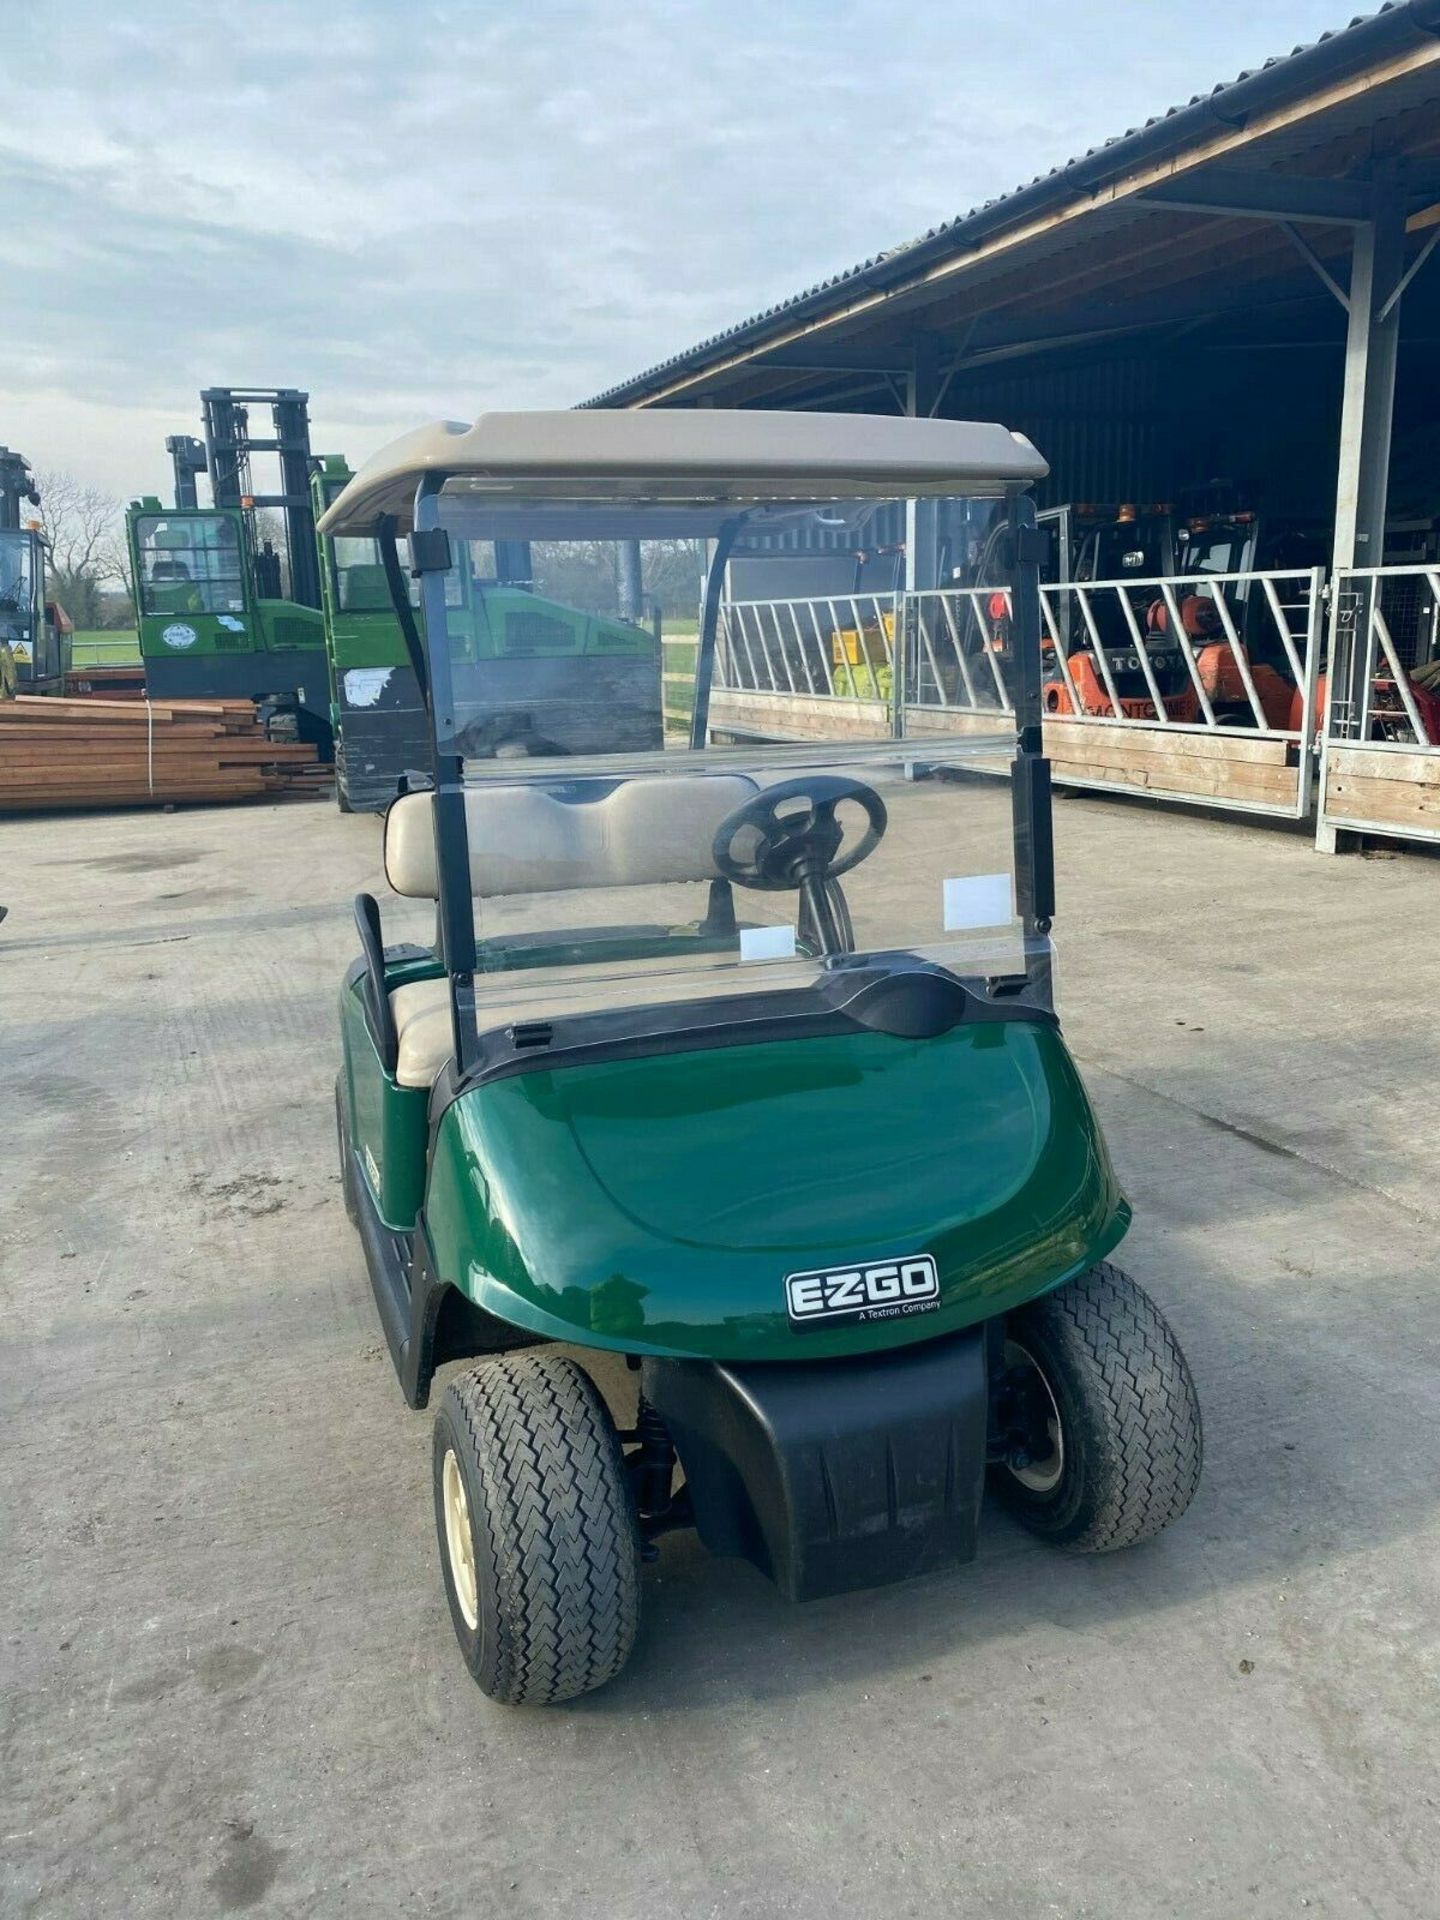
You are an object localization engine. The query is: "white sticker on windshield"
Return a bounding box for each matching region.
[740,924,797,963]
[943,873,1015,931]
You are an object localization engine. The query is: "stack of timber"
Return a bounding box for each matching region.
[65,664,147,699]
[0,695,331,812]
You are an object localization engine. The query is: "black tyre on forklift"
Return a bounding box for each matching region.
[989,1262,1202,1550]
[433,1353,642,1705]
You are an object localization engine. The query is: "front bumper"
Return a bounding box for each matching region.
[643,1325,989,1602]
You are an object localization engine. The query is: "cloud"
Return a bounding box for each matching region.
[2,0,1350,497]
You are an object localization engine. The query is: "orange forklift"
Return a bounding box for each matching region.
[1031,504,1290,726]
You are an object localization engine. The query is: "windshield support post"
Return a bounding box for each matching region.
[413,475,479,1075]
[1004,487,1056,954]
[690,515,747,749]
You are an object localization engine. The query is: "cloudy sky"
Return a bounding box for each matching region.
[3,0,1352,501]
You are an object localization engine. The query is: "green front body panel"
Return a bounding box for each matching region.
[339,967,439,1230]
[136,601,326,662]
[421,1019,1129,1363]
[254,600,326,653]
[326,606,408,671]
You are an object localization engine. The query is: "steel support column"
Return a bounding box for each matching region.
[617,540,644,620]
[1318,188,1408,851]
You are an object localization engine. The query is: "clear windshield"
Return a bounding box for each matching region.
[452,738,1029,1030]
[0,530,36,641]
[424,490,999,759]
[135,513,246,616]
[411,486,1040,1038]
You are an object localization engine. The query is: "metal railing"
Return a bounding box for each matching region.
[717,593,901,703]
[719,570,1324,731]
[68,633,143,665]
[714,569,1325,820]
[1033,568,1322,739]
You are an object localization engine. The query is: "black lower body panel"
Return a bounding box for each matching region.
[643,1330,989,1602]
[144,648,327,714]
[334,691,433,812]
[145,649,333,759]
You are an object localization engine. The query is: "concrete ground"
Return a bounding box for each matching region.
[2,784,1438,1919]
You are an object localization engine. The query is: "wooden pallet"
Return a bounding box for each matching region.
[0,695,333,812]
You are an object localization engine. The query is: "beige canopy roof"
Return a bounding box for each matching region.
[315,409,1047,535]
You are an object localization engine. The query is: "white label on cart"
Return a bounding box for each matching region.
[785,1254,940,1332]
[943,872,1014,931]
[739,923,796,963]
[161,622,198,650]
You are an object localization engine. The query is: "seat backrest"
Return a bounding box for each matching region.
[384,774,758,900]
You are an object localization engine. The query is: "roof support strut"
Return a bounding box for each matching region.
[1141,167,1372,225]
[1279,222,1351,312]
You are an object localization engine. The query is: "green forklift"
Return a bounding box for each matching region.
[324,410,1202,1706]
[312,452,664,812]
[0,447,70,697]
[126,389,329,747]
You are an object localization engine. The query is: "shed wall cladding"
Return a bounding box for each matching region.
[940,356,1168,511]
[735,500,907,554]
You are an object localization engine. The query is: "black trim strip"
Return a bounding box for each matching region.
[376,513,430,708]
[444,958,1057,1097]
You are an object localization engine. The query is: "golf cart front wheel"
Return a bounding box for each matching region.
[432,1353,641,1705]
[990,1262,1202,1551]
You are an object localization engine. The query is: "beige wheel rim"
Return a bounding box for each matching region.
[1003,1339,1065,1495]
[442,1448,479,1631]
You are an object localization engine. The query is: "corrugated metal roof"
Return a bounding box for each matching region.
[582,2,1439,408]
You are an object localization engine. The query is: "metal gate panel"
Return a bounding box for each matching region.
[1318,564,1440,846]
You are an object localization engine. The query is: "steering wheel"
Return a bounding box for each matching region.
[712,775,888,892]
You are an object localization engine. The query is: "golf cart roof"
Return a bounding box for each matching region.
[316,410,1048,536]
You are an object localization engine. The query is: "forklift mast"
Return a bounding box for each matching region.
[166,435,207,512]
[201,388,321,609]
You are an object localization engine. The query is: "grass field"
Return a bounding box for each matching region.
[662,631,697,732]
[70,629,141,666]
[64,629,698,729]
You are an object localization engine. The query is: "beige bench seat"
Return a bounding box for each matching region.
[382,773,761,1088]
[389,979,462,1089]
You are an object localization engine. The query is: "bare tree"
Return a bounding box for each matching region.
[34,470,127,581]
[32,469,129,627]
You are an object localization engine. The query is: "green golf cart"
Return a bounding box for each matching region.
[323,411,1201,1706]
